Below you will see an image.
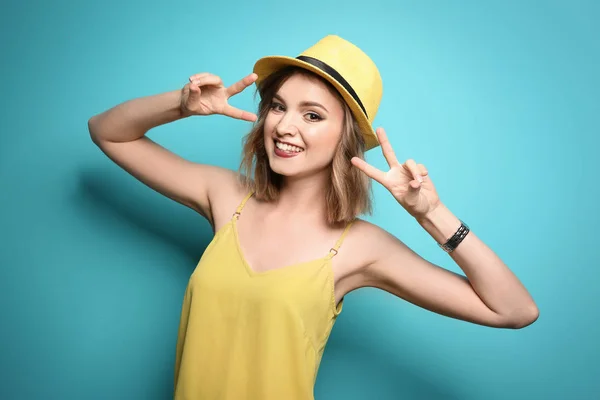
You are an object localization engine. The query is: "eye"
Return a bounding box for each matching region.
[269,102,285,112]
[306,112,323,121]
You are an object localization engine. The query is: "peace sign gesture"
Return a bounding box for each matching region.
[180,72,258,122]
[351,127,442,219]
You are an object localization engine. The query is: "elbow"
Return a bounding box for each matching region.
[88,116,101,144]
[507,304,540,329]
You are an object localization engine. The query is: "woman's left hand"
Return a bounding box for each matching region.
[351,127,442,219]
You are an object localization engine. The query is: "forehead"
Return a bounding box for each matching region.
[276,73,341,106]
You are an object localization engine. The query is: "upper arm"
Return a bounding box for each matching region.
[89,125,239,226]
[358,224,507,328]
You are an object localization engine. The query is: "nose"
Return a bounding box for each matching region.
[274,111,299,137]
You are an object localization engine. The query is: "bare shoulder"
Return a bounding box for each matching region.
[90,131,247,228]
[341,218,398,266]
[333,218,398,296]
[205,168,252,232]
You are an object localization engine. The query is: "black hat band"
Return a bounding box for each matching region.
[296,55,368,118]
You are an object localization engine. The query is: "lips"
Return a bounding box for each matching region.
[273,139,304,158]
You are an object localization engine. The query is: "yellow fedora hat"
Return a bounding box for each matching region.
[253,35,383,151]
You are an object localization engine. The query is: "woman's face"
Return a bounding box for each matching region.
[263,73,345,179]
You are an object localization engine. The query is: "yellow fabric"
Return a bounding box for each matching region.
[174,192,352,399]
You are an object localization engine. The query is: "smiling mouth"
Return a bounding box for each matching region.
[274,139,304,153]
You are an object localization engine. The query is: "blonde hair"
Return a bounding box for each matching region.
[238,66,373,225]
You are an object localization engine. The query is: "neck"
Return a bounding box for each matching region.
[274,170,330,221]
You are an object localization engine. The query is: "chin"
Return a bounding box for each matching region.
[267,153,304,177]
[268,154,333,182]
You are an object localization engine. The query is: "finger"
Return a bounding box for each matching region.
[404,159,424,183]
[222,104,258,122]
[188,82,199,93]
[226,73,258,97]
[417,164,429,179]
[351,157,386,183]
[189,72,209,82]
[375,127,400,167]
[408,179,422,191]
[191,74,222,88]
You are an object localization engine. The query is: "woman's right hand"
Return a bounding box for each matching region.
[180,72,258,122]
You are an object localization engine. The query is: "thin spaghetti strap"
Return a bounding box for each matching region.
[327,219,355,259]
[233,191,254,220]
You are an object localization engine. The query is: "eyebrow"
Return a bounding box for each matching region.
[273,94,329,113]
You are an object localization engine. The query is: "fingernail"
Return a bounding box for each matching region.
[417,175,423,183]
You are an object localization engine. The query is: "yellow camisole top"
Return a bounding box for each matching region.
[173,191,353,399]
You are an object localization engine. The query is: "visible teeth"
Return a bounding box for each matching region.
[275,141,303,153]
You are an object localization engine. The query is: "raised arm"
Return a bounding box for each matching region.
[351,127,539,329]
[87,73,258,225]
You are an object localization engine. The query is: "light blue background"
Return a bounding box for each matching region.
[1,0,598,399]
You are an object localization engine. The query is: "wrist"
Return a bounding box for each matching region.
[416,203,462,245]
[173,89,190,119]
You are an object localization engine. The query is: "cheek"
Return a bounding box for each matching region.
[305,125,342,152]
[263,117,275,143]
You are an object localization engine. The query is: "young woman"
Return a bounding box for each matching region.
[88,35,538,399]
